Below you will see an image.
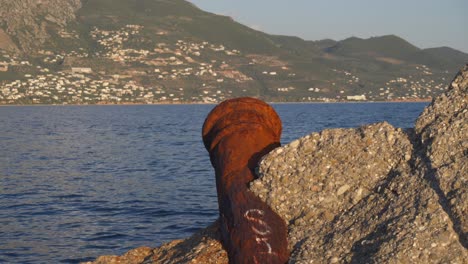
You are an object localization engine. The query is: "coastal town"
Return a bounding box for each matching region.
[0,24,451,105]
[0,25,253,104]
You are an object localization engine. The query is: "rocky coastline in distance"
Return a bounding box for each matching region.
[84,65,467,264]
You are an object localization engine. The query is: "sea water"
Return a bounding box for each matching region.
[0,102,428,263]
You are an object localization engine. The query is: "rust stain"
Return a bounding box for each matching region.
[202,97,289,263]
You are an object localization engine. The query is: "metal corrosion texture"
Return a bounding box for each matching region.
[202,97,289,264]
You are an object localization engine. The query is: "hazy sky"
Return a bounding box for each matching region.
[187,0,468,53]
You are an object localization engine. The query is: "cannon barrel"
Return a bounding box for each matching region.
[202,97,289,264]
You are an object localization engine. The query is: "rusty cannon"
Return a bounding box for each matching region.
[202,97,289,263]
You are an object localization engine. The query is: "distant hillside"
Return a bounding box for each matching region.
[423,47,468,71]
[425,46,468,59]
[313,39,337,50]
[323,35,467,71]
[326,35,420,59]
[0,0,467,105]
[325,35,433,66]
[74,0,283,54]
[269,35,322,58]
[0,0,81,52]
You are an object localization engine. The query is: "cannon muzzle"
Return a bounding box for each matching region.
[202,97,289,264]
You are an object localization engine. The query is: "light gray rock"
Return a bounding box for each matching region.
[415,64,467,245]
[250,65,468,263]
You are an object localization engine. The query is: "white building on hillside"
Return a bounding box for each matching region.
[347,95,367,101]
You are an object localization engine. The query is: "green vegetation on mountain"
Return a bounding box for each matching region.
[423,47,468,71]
[74,0,282,54]
[313,39,338,50]
[326,35,420,59]
[0,0,466,105]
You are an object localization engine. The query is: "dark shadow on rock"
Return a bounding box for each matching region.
[410,132,467,248]
[350,216,402,264]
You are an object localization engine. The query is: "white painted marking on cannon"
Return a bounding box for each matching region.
[244,209,275,255]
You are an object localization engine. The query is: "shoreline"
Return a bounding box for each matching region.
[0,99,432,107]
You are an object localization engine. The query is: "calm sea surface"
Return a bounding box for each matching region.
[0,102,428,263]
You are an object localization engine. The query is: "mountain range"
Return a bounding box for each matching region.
[0,0,466,104]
